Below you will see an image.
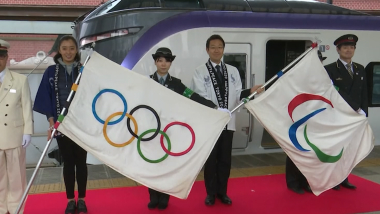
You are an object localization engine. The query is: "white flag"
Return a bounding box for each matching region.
[58,52,230,199]
[245,49,374,195]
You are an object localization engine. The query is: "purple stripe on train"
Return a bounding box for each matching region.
[121,11,380,69]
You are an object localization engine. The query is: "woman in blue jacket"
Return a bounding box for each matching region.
[34,35,88,214]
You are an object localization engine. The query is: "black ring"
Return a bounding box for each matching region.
[127,105,161,141]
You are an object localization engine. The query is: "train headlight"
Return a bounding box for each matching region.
[80,28,141,47]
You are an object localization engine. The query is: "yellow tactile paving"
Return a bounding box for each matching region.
[27,155,380,195]
[366,158,380,165]
[87,179,113,189]
[239,168,269,177]
[356,159,379,167]
[28,185,36,194]
[195,171,204,181]
[229,169,248,178]
[33,183,62,193]
[110,178,137,187]
[259,166,285,175]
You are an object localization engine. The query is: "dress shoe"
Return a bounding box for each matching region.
[157,202,168,210]
[65,200,76,214]
[205,195,215,206]
[77,199,88,214]
[332,185,340,190]
[217,194,232,205]
[148,200,158,209]
[304,185,312,193]
[341,181,356,189]
[288,186,304,194]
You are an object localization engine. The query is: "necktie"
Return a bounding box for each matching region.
[346,63,353,79]
[159,77,165,85]
[215,65,224,83]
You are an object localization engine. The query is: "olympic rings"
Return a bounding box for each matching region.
[92,89,196,163]
[92,89,128,125]
[160,122,195,156]
[127,105,161,141]
[137,129,171,163]
[103,112,138,147]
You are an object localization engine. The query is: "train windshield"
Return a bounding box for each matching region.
[95,0,203,17]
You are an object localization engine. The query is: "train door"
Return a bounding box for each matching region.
[263,40,312,148]
[223,44,253,149]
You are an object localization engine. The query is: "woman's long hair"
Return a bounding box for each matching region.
[53,35,81,64]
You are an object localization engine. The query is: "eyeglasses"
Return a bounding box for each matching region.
[0,54,7,60]
[209,46,224,50]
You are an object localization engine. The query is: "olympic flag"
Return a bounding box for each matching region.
[245,49,374,195]
[57,52,230,199]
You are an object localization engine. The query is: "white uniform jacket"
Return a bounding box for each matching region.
[0,68,33,149]
[191,63,243,131]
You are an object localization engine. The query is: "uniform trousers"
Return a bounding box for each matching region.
[285,156,308,189]
[56,136,88,199]
[148,188,170,204]
[204,130,234,196]
[0,146,26,214]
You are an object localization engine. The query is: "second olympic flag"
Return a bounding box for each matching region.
[58,52,230,199]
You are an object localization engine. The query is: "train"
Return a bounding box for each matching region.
[26,0,380,165]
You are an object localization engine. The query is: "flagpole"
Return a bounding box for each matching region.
[26,35,65,77]
[230,43,318,114]
[15,43,96,214]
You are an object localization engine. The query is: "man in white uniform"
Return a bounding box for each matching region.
[191,34,263,206]
[0,39,33,214]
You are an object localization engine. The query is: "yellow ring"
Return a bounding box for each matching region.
[103,112,138,147]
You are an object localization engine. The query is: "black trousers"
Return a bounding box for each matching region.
[56,136,88,199]
[285,156,308,188]
[340,178,350,184]
[148,188,170,204]
[204,130,234,196]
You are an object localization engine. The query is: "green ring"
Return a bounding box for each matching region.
[137,129,171,163]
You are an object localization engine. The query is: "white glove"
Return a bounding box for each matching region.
[218,108,232,118]
[357,109,366,116]
[22,134,31,148]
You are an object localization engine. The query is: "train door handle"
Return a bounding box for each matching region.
[241,126,249,135]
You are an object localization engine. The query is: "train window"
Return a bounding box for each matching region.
[247,0,366,15]
[203,0,251,11]
[365,62,380,107]
[161,0,203,8]
[223,54,247,89]
[96,0,160,16]
[248,1,290,13]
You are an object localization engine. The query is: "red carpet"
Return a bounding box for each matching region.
[25,174,380,214]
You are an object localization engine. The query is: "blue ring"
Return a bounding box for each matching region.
[92,89,127,125]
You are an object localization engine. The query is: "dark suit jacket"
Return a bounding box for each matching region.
[150,72,217,109]
[324,60,368,116]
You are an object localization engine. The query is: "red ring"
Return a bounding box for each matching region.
[160,122,195,156]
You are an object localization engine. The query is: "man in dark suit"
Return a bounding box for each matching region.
[285,50,328,194]
[147,47,220,210]
[324,34,368,190]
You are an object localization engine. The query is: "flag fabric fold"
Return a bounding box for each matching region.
[245,49,374,195]
[58,52,230,199]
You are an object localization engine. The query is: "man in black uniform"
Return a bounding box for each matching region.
[324,34,368,190]
[147,47,220,210]
[285,50,327,194]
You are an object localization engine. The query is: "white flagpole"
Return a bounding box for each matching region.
[231,43,318,114]
[15,43,96,214]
